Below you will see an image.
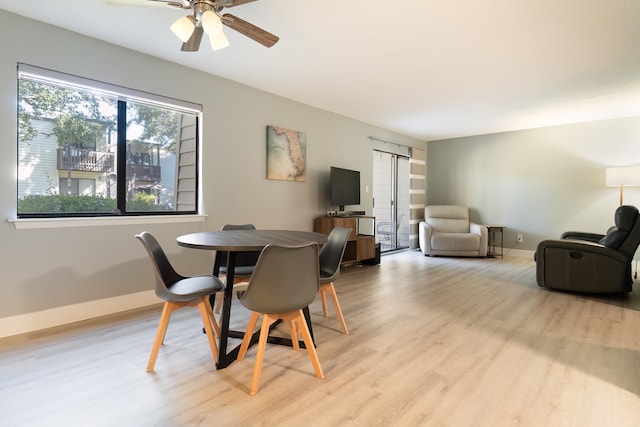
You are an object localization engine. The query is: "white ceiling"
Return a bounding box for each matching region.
[2,0,640,141]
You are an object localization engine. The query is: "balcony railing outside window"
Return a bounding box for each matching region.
[57,148,114,173]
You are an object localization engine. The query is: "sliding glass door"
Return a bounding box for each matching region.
[373,150,410,252]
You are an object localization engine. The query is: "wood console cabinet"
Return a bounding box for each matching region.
[314,216,377,265]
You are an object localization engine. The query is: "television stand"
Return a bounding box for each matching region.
[336,210,366,217]
[314,215,378,266]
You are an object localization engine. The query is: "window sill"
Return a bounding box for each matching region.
[8,214,207,230]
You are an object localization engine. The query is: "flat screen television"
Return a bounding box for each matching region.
[330,166,361,211]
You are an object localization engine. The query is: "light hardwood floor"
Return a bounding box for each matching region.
[1,250,640,426]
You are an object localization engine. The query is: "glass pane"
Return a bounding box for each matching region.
[396,157,410,249]
[125,102,197,213]
[17,79,118,215]
[373,150,410,251]
[373,151,393,250]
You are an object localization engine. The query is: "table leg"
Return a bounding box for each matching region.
[303,306,315,345]
[216,251,237,369]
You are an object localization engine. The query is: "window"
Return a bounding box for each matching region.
[59,178,96,197]
[17,64,201,218]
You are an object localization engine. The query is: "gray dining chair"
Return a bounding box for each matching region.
[318,226,352,335]
[135,231,224,372]
[214,223,260,313]
[237,242,324,396]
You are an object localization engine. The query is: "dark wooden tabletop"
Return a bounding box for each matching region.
[176,229,328,252]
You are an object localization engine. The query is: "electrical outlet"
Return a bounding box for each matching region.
[517,234,524,243]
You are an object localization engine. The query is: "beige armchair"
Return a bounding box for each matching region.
[419,205,488,257]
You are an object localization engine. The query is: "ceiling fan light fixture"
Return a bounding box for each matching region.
[201,10,223,36]
[210,31,230,51]
[170,15,196,43]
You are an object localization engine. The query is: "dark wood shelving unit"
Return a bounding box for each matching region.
[314,216,377,265]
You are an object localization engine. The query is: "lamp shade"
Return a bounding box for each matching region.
[201,10,223,35]
[210,31,230,50]
[170,15,196,43]
[605,166,640,187]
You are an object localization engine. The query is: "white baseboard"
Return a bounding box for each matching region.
[504,248,535,259]
[0,290,158,339]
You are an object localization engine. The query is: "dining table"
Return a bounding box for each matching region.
[176,229,328,369]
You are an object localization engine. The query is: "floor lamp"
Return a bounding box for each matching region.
[605,166,640,206]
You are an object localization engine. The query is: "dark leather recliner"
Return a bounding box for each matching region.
[535,205,640,293]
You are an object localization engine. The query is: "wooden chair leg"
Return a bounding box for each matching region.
[240,310,324,395]
[204,296,220,338]
[198,298,219,363]
[147,301,176,372]
[249,314,277,396]
[320,288,329,318]
[238,312,260,361]
[214,292,223,315]
[147,296,221,372]
[294,310,324,379]
[288,320,299,351]
[321,282,349,335]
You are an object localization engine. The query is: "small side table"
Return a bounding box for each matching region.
[486,225,504,258]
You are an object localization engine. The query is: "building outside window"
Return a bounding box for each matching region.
[17,64,201,218]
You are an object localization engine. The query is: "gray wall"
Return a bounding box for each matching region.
[427,117,640,251]
[5,9,638,330]
[0,10,424,324]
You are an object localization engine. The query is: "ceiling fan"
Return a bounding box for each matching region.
[103,0,279,52]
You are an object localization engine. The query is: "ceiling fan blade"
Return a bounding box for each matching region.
[222,13,279,47]
[181,26,204,51]
[102,0,169,7]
